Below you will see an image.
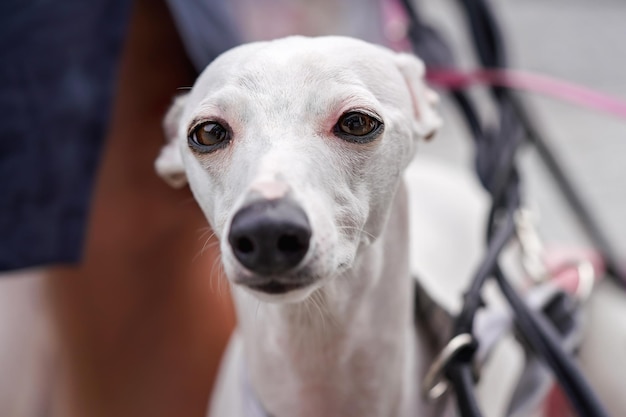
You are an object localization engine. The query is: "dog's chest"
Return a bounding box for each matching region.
[243,328,415,417]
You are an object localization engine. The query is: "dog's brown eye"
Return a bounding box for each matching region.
[189,122,230,152]
[335,112,383,143]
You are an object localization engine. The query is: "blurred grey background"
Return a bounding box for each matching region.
[419,1,626,414]
[421,0,626,252]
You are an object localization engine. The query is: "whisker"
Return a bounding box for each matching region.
[303,301,314,340]
[193,239,210,263]
[219,266,229,297]
[209,255,222,293]
[317,290,339,329]
[196,227,214,240]
[212,259,227,296]
[296,302,304,329]
[193,231,220,263]
[305,298,313,320]
[337,225,376,240]
[310,292,327,335]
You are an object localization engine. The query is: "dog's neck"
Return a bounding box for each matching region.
[232,184,436,417]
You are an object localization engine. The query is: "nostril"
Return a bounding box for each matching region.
[277,233,308,253]
[236,236,255,254]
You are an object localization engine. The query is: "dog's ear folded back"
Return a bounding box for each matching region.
[394,53,442,140]
[155,94,188,188]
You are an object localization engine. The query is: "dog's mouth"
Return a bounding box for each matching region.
[246,280,311,294]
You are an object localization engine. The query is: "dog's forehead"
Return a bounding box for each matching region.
[189,36,402,105]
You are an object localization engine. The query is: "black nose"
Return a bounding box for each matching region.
[228,198,311,275]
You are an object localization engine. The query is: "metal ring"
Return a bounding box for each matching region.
[423,333,474,401]
[575,260,595,302]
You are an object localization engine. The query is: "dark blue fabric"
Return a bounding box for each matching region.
[0,0,132,271]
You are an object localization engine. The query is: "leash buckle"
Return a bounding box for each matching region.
[423,333,475,401]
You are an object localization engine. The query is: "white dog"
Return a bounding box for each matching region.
[156,36,487,417]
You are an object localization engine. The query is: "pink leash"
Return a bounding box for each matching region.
[427,66,625,294]
[426,68,626,120]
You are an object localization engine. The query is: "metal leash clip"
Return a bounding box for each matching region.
[515,209,548,283]
[552,258,597,303]
[422,333,475,401]
[574,260,596,301]
[516,208,597,302]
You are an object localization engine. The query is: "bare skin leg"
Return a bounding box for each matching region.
[48,1,235,416]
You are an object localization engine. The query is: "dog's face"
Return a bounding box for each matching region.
[156,36,440,303]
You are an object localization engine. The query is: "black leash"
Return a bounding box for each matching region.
[452,0,626,289]
[401,0,617,416]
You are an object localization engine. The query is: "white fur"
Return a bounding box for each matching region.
[156,36,452,417]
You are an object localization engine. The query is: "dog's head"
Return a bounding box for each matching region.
[156,36,440,302]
